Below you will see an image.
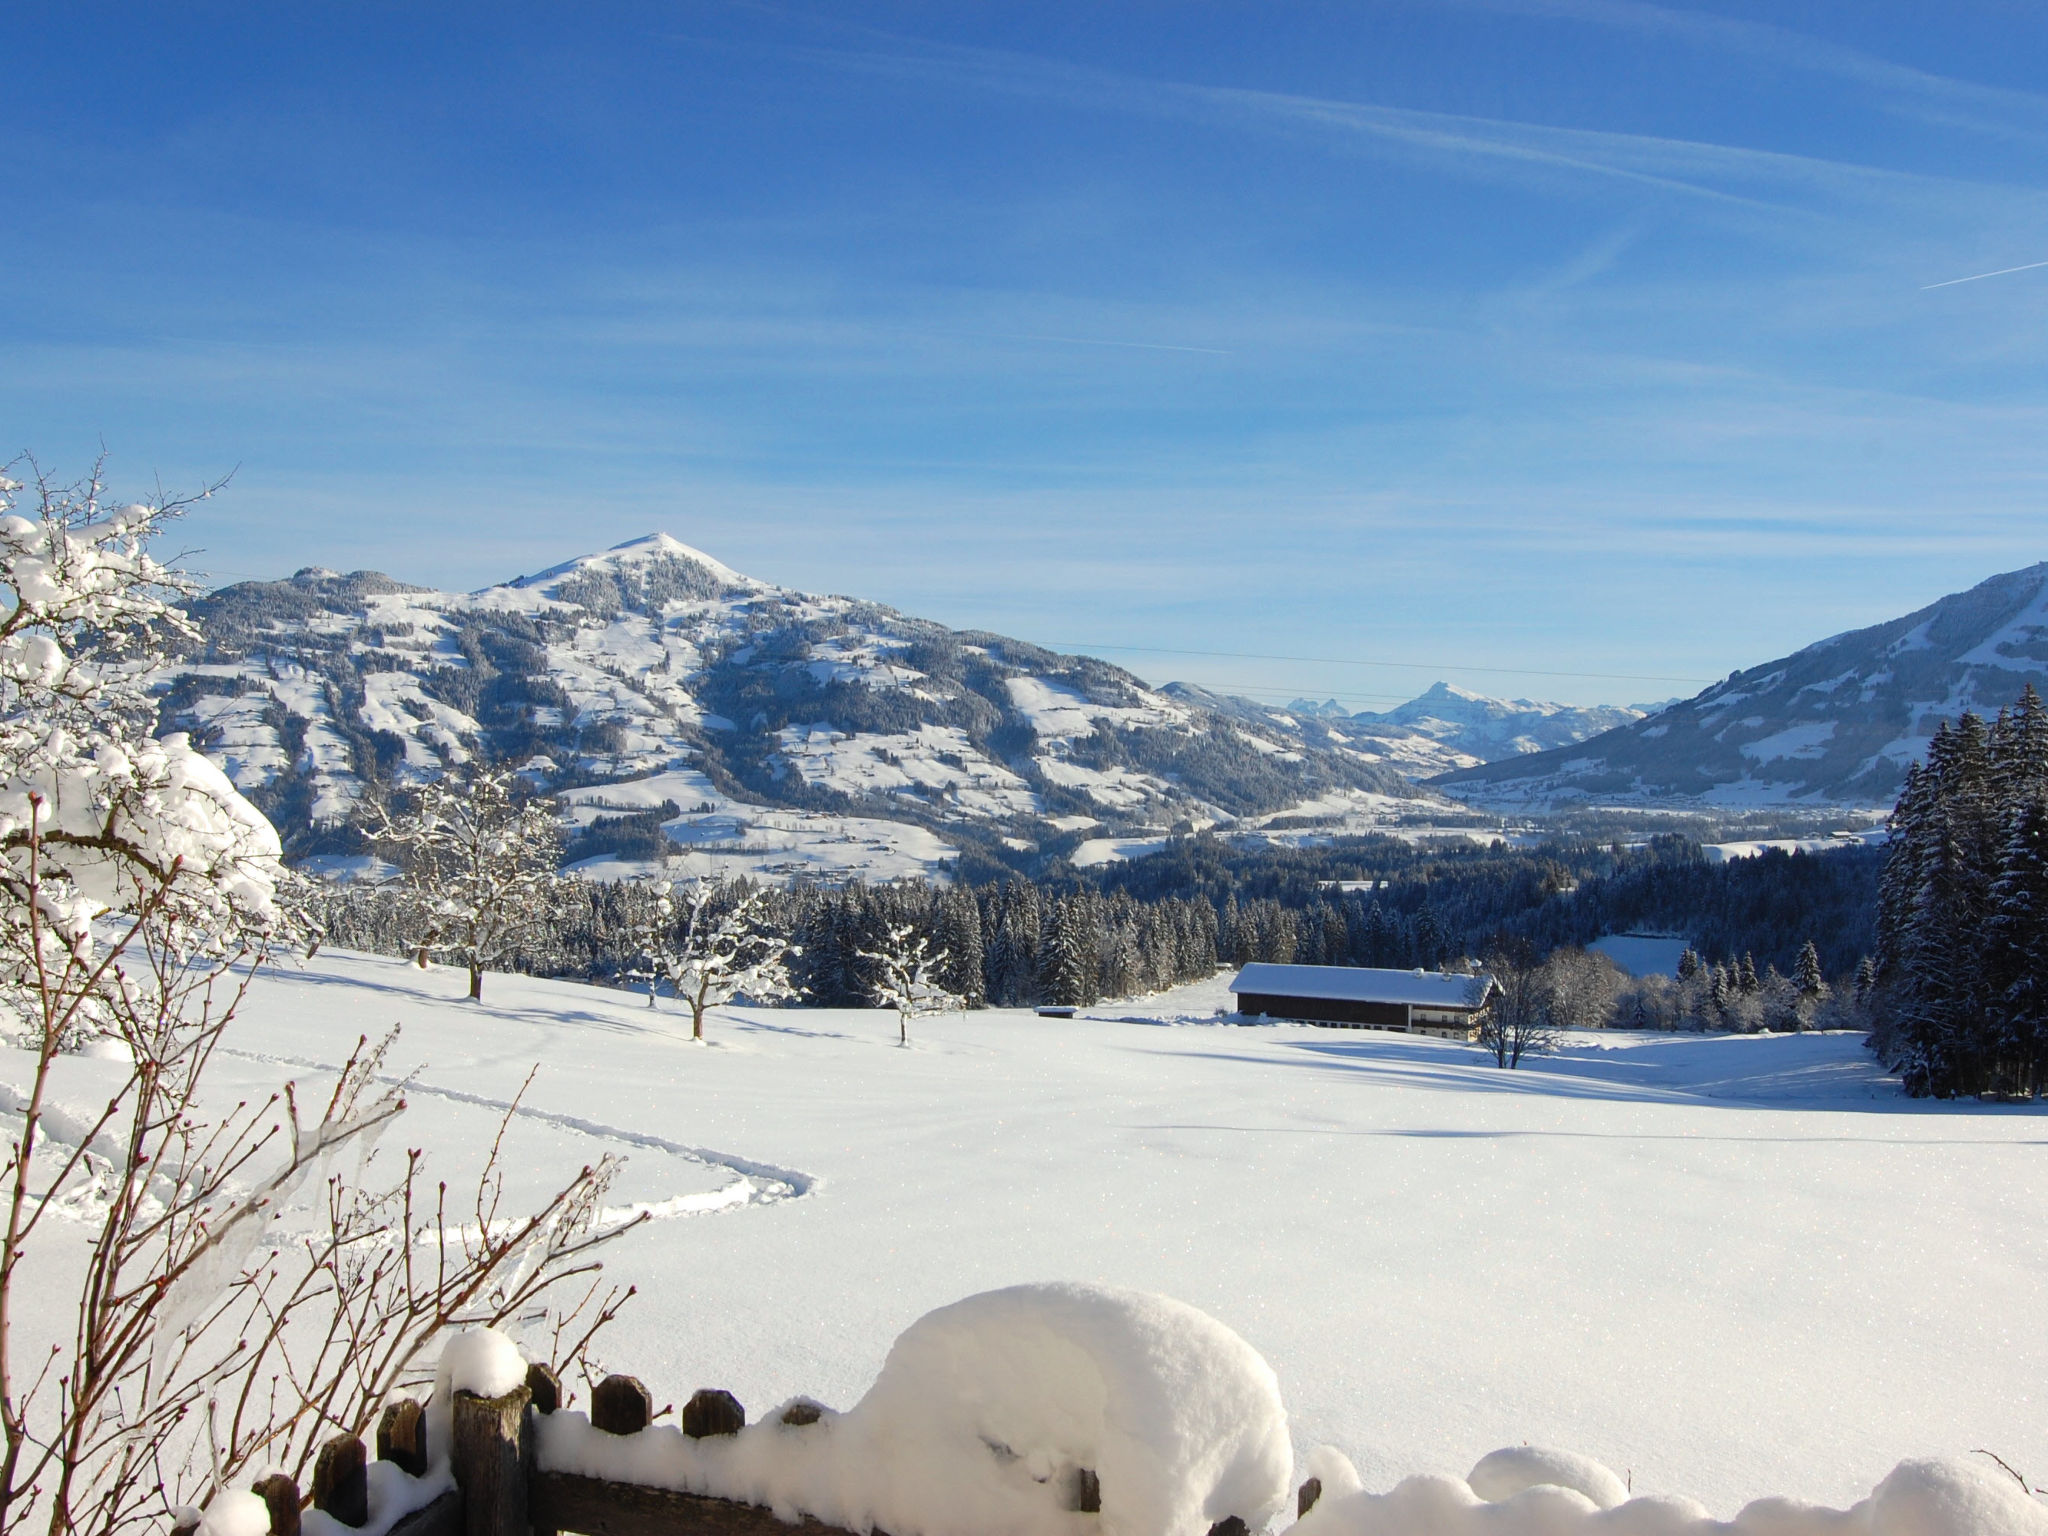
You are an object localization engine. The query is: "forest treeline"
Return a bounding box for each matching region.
[324,820,1879,1017]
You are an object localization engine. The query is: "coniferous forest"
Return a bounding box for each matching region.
[1868,685,2048,1097]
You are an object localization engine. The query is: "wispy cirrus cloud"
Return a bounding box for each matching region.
[778,23,2033,223]
[1434,0,2048,148]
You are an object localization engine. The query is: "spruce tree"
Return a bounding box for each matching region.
[1794,940,1828,1001]
[938,887,986,1008]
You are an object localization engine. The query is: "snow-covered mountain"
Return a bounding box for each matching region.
[1435,560,2048,808]
[1348,682,1643,763]
[160,534,1439,881]
[1256,683,1644,778]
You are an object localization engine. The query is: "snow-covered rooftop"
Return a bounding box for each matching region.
[1230,962,1492,1009]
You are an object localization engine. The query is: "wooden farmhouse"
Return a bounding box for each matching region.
[1229,962,1498,1039]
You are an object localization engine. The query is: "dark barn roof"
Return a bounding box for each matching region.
[1229,963,1493,1009]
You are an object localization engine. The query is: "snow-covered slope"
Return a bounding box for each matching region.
[1436,561,2048,808]
[135,948,2048,1517]
[159,534,1432,878]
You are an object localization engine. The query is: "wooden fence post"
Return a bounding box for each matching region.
[378,1399,429,1478]
[251,1475,301,1536]
[451,1382,533,1536]
[311,1434,371,1528]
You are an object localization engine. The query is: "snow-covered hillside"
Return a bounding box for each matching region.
[117,950,2048,1520]
[1437,560,2048,807]
[160,535,1440,880]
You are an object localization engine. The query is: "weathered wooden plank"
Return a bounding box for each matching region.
[451,1386,533,1536]
[530,1471,863,1536]
[385,1489,462,1536]
[527,1362,563,1417]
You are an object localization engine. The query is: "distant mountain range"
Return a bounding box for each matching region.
[1435,561,2048,808]
[162,534,2019,875]
[161,535,1467,883]
[1280,683,1644,775]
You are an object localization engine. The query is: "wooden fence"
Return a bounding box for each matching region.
[187,1360,1328,1536]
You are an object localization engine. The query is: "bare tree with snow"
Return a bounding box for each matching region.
[0,461,633,1536]
[366,762,563,999]
[860,920,962,1045]
[1475,941,1557,1068]
[637,876,796,1041]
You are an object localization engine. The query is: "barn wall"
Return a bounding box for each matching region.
[1235,993,1411,1028]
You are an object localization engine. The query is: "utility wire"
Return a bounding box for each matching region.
[1038,640,1712,686]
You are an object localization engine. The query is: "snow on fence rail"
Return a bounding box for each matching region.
[181,1284,2047,1536]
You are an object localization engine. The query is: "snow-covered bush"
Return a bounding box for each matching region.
[0,462,280,1046]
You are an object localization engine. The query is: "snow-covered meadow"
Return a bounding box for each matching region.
[85,949,2041,1522]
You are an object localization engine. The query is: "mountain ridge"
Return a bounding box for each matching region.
[161,533,1455,883]
[1434,560,2048,807]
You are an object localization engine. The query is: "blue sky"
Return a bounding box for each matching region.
[6,2,2046,709]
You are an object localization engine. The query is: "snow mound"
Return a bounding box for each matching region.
[538,1282,1290,1536]
[436,1327,527,1399]
[1291,1454,2048,1536]
[198,1490,270,1536]
[1467,1446,1629,1509]
[859,1282,1291,1536]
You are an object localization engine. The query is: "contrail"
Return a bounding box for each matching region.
[991,331,1234,355]
[1921,258,2048,290]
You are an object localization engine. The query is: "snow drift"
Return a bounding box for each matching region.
[540,1281,1293,1536]
[1292,1448,2048,1536]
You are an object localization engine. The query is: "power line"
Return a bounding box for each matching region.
[1038,639,1712,686]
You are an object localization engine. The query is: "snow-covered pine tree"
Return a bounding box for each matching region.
[1414,903,1446,969]
[1984,798,2048,1097]
[938,886,986,1008]
[1794,940,1828,1004]
[365,762,562,999]
[1039,896,1097,1007]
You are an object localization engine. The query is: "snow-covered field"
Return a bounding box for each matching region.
[84,953,2048,1520]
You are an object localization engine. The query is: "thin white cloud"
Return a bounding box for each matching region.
[789,29,2027,221]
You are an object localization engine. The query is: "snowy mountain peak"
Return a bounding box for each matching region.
[502,532,762,598]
